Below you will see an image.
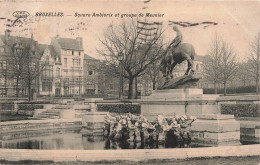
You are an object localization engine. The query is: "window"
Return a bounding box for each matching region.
[0,88,7,97]
[72,59,80,66]
[43,68,53,77]
[72,51,74,55]
[42,81,52,92]
[64,58,67,66]
[0,61,7,70]
[56,68,60,77]
[79,52,81,56]
[86,80,95,89]
[46,56,49,64]
[88,71,93,75]
[64,70,68,76]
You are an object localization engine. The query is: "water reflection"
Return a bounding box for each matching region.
[1,132,186,150]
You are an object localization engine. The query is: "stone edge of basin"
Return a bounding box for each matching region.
[0,144,259,162]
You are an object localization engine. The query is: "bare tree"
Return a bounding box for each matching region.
[236,62,251,87]
[8,39,29,97]
[203,33,223,93]
[97,19,165,99]
[204,33,238,95]
[247,32,260,94]
[21,39,46,101]
[219,41,238,96]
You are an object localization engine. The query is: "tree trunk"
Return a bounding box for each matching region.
[128,77,134,99]
[223,82,227,96]
[214,82,218,94]
[134,77,138,99]
[256,76,259,95]
[28,81,32,101]
[16,75,20,97]
[153,81,156,90]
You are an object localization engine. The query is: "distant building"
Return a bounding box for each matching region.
[83,54,120,97]
[83,54,99,95]
[0,30,39,97]
[38,44,57,96]
[39,35,84,96]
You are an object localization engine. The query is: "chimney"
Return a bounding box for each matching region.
[76,37,83,47]
[5,29,11,42]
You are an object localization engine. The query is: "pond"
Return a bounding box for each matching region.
[0,131,196,150]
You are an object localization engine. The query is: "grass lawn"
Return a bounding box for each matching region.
[0,114,29,122]
[0,156,259,165]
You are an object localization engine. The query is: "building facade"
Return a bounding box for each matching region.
[39,35,84,96]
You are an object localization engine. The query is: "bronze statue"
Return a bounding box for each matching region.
[160,26,195,80]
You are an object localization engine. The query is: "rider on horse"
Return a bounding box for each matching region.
[169,26,183,52]
[160,26,195,80]
[162,26,183,78]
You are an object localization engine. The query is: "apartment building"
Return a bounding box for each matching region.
[39,35,84,96]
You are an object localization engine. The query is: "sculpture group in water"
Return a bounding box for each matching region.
[159,26,196,81]
[103,113,196,149]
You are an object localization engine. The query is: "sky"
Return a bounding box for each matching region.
[0,0,259,61]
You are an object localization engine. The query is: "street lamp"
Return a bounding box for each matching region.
[118,52,124,100]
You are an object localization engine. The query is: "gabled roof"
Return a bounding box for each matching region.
[39,44,58,58]
[56,37,84,51]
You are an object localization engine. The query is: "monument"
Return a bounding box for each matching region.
[138,28,240,146]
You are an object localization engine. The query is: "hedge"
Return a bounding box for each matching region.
[18,101,51,104]
[203,86,256,94]
[0,103,14,110]
[221,104,260,117]
[18,104,44,111]
[97,104,141,114]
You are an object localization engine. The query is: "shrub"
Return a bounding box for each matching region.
[97,103,141,114]
[221,104,260,117]
[18,104,44,111]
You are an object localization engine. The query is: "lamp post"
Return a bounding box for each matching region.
[118,52,123,100]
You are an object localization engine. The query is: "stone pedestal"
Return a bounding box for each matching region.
[240,121,260,144]
[139,88,219,121]
[84,98,104,112]
[81,112,107,140]
[59,109,75,119]
[190,114,240,146]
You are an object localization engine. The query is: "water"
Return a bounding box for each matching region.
[0,132,186,150]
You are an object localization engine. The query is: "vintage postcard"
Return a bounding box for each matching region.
[0,0,259,164]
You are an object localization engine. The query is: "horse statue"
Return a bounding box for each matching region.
[159,43,195,81]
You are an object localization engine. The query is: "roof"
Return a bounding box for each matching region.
[84,53,98,60]
[57,37,84,51]
[0,35,36,46]
[38,44,58,58]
